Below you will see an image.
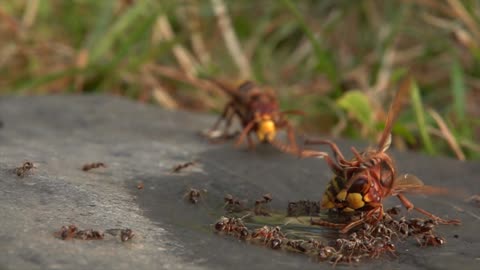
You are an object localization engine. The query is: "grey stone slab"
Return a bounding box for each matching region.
[0,95,479,270]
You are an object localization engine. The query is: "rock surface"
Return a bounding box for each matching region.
[0,95,479,270]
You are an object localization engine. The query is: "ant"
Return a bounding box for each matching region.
[56,224,78,240]
[286,240,307,252]
[251,226,285,249]
[15,161,35,177]
[105,228,135,242]
[120,229,135,242]
[184,188,207,204]
[214,216,249,239]
[223,194,246,213]
[254,193,272,216]
[172,161,196,173]
[418,232,445,247]
[82,162,106,171]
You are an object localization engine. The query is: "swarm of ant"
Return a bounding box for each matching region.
[213,205,449,266]
[55,225,134,242]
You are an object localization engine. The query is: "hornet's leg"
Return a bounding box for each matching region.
[339,219,365,234]
[350,146,364,163]
[247,133,256,150]
[310,218,346,229]
[305,139,349,166]
[210,102,234,131]
[299,150,344,176]
[340,205,383,234]
[271,119,298,154]
[284,121,298,151]
[235,121,255,148]
[396,193,461,225]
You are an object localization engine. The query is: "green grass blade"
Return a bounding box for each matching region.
[450,58,472,139]
[89,1,154,62]
[280,0,337,85]
[83,1,116,50]
[411,81,436,155]
[451,59,466,123]
[13,68,84,93]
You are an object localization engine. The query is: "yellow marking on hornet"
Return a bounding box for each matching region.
[325,189,335,201]
[331,178,340,193]
[256,117,276,142]
[321,196,335,209]
[343,207,355,212]
[363,193,374,203]
[346,193,365,209]
[336,189,347,201]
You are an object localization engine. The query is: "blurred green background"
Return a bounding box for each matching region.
[0,0,479,159]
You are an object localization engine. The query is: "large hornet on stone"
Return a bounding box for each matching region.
[300,77,461,233]
[203,80,301,153]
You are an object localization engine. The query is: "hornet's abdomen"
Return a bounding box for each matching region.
[320,176,382,213]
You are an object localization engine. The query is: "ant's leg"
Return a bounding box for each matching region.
[396,193,461,225]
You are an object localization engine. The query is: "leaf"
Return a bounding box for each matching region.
[336,90,373,128]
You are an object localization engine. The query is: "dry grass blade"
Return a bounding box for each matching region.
[402,0,454,17]
[421,12,458,31]
[141,67,179,109]
[377,76,412,151]
[0,6,20,34]
[371,47,396,96]
[153,88,179,110]
[446,0,480,41]
[154,15,199,77]
[427,108,466,161]
[181,0,211,65]
[22,0,39,29]
[74,48,89,92]
[211,0,252,79]
[147,64,222,96]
